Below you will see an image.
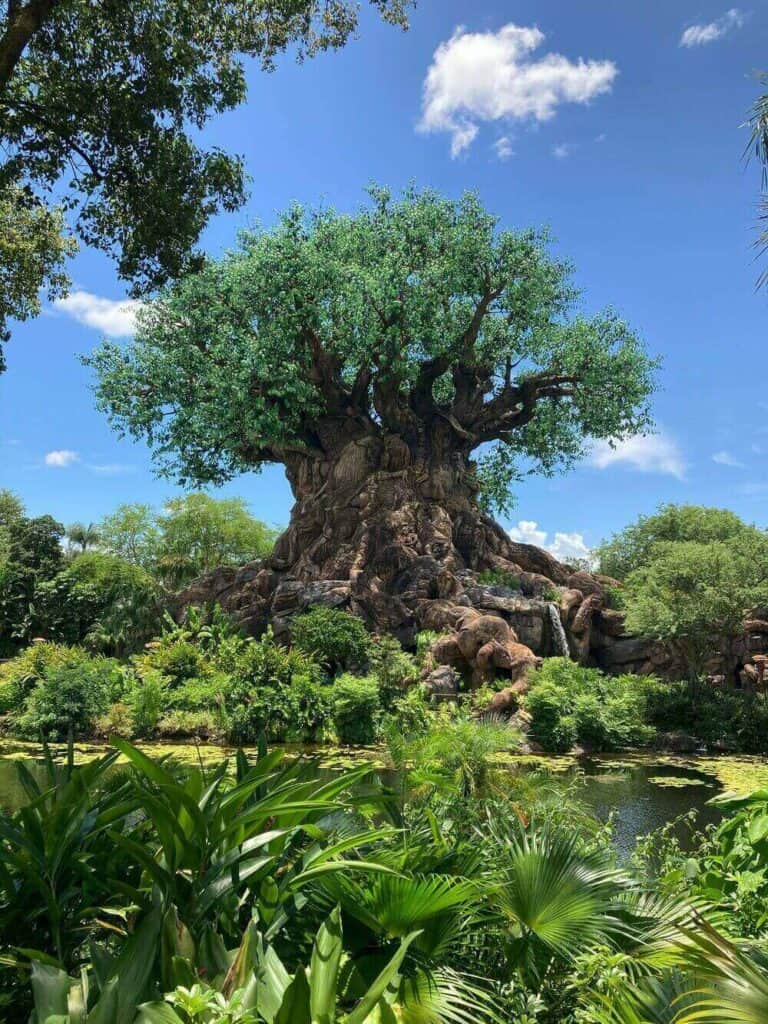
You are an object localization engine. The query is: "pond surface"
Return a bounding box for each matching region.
[1,740,765,857]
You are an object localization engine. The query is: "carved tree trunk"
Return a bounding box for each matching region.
[180,429,576,654]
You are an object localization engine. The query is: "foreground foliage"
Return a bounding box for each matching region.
[4,741,768,1022]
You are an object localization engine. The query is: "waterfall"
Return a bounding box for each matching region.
[547,603,570,658]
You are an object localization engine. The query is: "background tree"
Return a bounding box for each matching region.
[623,534,768,681]
[65,521,101,554]
[596,504,759,580]
[0,0,411,371]
[98,493,278,587]
[0,186,74,371]
[88,186,658,636]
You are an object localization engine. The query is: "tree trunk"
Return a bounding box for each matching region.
[178,432,582,660]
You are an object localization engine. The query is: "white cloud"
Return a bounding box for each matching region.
[419,23,618,157]
[54,290,142,337]
[590,433,686,479]
[493,135,514,160]
[552,142,572,159]
[509,520,591,564]
[712,450,745,468]
[595,132,607,143]
[44,449,80,468]
[680,8,745,47]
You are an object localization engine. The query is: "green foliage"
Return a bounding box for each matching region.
[524,658,659,753]
[99,493,278,587]
[368,634,419,708]
[387,707,521,799]
[0,1,410,358]
[330,673,381,745]
[646,681,768,753]
[292,606,372,673]
[597,504,759,580]
[477,568,523,591]
[0,188,75,371]
[87,186,657,501]
[624,536,768,680]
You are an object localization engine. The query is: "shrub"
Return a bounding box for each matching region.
[477,568,522,591]
[369,634,419,708]
[15,659,117,739]
[524,658,658,752]
[95,701,135,738]
[292,606,371,672]
[331,673,381,744]
[125,666,168,737]
[142,638,207,683]
[156,709,224,740]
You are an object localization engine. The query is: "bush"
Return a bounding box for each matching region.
[292,606,371,672]
[156,709,224,740]
[15,658,119,739]
[369,634,419,709]
[524,658,658,752]
[95,701,135,738]
[0,643,124,739]
[330,673,381,744]
[477,569,522,591]
[125,666,168,737]
[647,682,768,753]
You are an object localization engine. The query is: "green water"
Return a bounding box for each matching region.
[1,740,764,855]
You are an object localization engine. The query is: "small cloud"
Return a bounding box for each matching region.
[595,132,607,143]
[87,462,135,475]
[680,8,746,47]
[54,290,142,337]
[419,22,618,157]
[44,449,80,468]
[552,142,572,159]
[590,433,686,480]
[712,450,745,468]
[493,135,514,160]
[509,520,592,564]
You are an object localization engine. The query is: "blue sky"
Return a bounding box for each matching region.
[1,1,767,560]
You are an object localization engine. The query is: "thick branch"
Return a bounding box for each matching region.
[473,373,579,443]
[0,0,55,90]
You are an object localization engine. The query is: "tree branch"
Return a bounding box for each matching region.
[472,373,579,443]
[0,0,55,91]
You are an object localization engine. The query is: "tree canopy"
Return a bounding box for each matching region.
[597,504,759,580]
[99,493,278,587]
[88,186,658,508]
[0,0,410,368]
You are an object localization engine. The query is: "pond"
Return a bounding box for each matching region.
[1,740,766,857]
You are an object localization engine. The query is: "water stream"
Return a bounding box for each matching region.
[547,602,570,657]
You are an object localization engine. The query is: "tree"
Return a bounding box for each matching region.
[87,186,658,636]
[0,187,75,371]
[99,494,278,587]
[0,1,411,371]
[98,503,159,569]
[596,504,758,580]
[0,496,64,652]
[65,521,101,553]
[623,536,768,681]
[156,493,278,587]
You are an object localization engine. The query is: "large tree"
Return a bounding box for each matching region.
[0,0,410,369]
[88,187,658,637]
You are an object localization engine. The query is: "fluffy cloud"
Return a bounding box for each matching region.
[44,449,80,468]
[680,8,745,47]
[552,142,572,159]
[590,433,686,479]
[54,290,142,337]
[509,519,592,565]
[419,22,617,157]
[712,450,745,468]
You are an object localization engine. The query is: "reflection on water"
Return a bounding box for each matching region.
[0,741,740,856]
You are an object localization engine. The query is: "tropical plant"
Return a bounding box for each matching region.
[292,607,372,674]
